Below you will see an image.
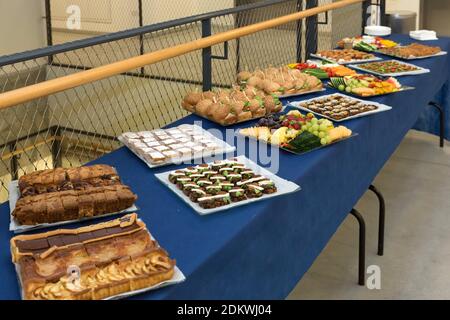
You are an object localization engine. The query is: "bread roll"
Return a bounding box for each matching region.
[212,103,232,123]
[184,92,202,106]
[196,99,213,115]
[237,71,252,82]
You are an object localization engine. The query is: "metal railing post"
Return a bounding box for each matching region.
[52,126,62,168]
[138,0,145,75]
[361,0,371,33]
[44,0,53,64]
[201,18,213,91]
[379,0,387,26]
[9,143,18,180]
[235,8,242,74]
[296,0,303,62]
[305,0,318,59]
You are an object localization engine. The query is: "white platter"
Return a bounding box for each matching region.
[155,155,301,215]
[310,53,382,65]
[119,124,236,169]
[14,228,186,300]
[8,180,139,234]
[15,264,185,300]
[289,93,392,122]
[105,266,185,300]
[349,59,430,77]
[364,25,391,37]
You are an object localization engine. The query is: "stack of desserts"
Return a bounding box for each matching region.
[10,214,176,300]
[120,125,224,165]
[167,159,277,209]
[13,165,137,225]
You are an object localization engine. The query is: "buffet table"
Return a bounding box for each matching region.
[0,35,449,300]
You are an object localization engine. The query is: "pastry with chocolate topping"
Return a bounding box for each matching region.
[241,170,255,180]
[10,214,176,300]
[169,171,186,184]
[182,182,199,196]
[258,179,277,194]
[229,188,247,202]
[219,182,235,192]
[176,177,192,190]
[189,188,208,202]
[205,185,222,195]
[246,184,264,198]
[198,192,231,209]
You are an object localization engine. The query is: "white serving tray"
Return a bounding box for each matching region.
[15,264,185,300]
[105,266,185,300]
[14,230,186,300]
[155,155,301,215]
[8,180,138,234]
[289,93,392,122]
[376,50,447,60]
[310,53,382,65]
[349,59,430,77]
[119,124,236,169]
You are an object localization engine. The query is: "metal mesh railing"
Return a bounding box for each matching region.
[0,0,365,202]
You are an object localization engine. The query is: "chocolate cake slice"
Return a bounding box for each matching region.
[18,165,122,196]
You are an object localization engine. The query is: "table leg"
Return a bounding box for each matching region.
[369,185,385,256]
[350,208,366,286]
[428,101,445,148]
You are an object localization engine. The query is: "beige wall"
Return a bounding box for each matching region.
[423,0,450,37]
[0,0,46,56]
[51,0,235,34]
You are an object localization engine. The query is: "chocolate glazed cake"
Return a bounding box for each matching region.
[10,214,175,300]
[13,165,137,225]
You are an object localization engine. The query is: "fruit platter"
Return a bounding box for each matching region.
[181,87,283,126]
[239,110,354,155]
[288,61,356,79]
[337,36,398,52]
[311,49,382,65]
[236,65,324,98]
[289,93,392,122]
[349,60,430,77]
[377,43,447,60]
[328,74,414,97]
[154,156,300,215]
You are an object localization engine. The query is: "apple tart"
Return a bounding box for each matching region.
[10,214,176,300]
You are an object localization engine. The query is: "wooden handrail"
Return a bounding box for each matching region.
[0,0,363,110]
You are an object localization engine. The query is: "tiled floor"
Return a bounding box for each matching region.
[288,130,450,300]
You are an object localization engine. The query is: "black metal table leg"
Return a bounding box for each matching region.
[369,185,385,256]
[428,102,445,148]
[350,208,366,286]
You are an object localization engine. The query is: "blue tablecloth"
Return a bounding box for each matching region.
[0,35,449,300]
[391,35,450,141]
[414,79,450,140]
